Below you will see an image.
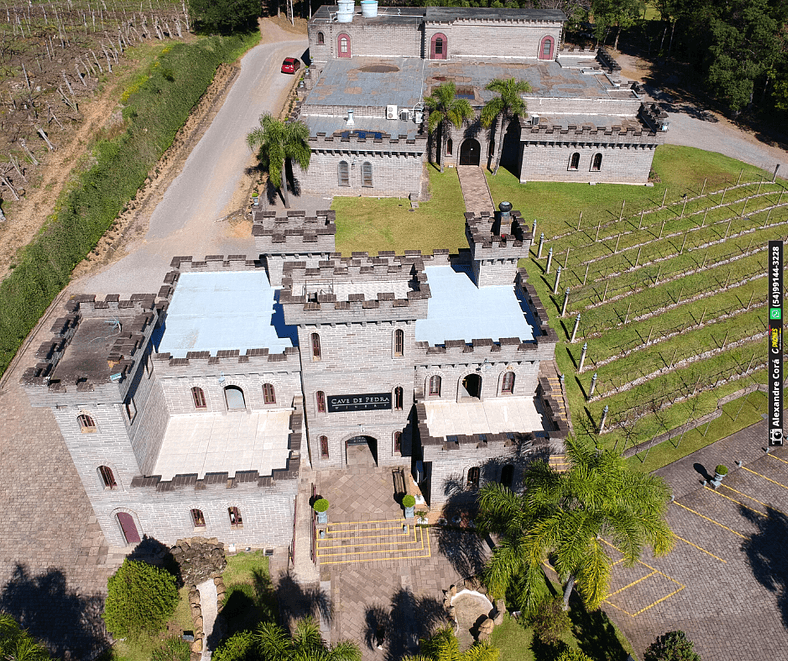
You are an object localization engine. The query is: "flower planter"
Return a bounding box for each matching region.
[313,498,329,524]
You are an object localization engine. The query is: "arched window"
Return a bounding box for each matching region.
[394,386,404,411]
[394,431,402,454]
[191,386,206,409]
[78,413,96,432]
[446,138,453,155]
[316,391,326,413]
[228,506,243,527]
[362,161,373,187]
[394,329,404,357]
[568,152,580,171]
[428,375,441,397]
[467,466,480,489]
[338,161,350,187]
[430,32,447,59]
[538,35,555,60]
[338,33,351,58]
[320,435,329,459]
[501,464,514,488]
[501,371,515,394]
[311,333,322,360]
[224,385,246,411]
[591,153,603,171]
[191,509,206,528]
[98,465,117,489]
[263,383,276,405]
[317,31,325,45]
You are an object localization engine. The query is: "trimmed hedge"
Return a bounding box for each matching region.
[0,32,259,377]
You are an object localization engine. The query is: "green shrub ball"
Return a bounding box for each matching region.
[402,495,416,508]
[313,498,330,513]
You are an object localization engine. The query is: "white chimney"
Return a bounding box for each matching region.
[346,109,355,126]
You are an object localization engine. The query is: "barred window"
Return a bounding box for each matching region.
[192,387,207,409]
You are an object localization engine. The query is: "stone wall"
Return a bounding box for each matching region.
[424,20,562,61]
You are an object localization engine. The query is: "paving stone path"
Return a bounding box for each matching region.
[457,166,495,215]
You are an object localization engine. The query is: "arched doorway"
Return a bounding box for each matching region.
[116,512,140,545]
[501,464,514,489]
[459,139,480,165]
[346,435,378,467]
[461,373,482,399]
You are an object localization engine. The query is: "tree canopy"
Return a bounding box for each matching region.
[403,625,499,661]
[477,435,674,614]
[187,0,261,35]
[246,114,311,209]
[255,618,361,661]
[424,82,474,173]
[481,78,531,175]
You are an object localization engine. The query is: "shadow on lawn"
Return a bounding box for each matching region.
[568,597,630,661]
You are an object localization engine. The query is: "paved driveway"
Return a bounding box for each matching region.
[604,419,788,660]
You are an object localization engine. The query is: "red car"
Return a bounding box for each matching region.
[281,57,301,74]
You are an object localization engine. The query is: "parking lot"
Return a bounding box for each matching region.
[603,419,788,661]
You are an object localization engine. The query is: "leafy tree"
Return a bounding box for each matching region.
[591,0,644,50]
[529,596,572,645]
[644,630,701,661]
[477,435,673,614]
[255,618,361,661]
[213,631,258,661]
[246,114,311,209]
[403,626,499,661]
[187,0,260,35]
[424,82,474,173]
[557,651,594,661]
[102,559,179,639]
[480,78,531,175]
[0,613,53,661]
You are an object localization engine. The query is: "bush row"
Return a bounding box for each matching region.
[0,32,259,377]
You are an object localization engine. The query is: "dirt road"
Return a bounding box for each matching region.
[78,22,307,296]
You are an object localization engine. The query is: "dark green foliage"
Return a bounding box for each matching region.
[213,631,258,661]
[557,650,594,661]
[530,596,572,645]
[644,631,701,661]
[255,618,362,661]
[102,559,178,638]
[151,636,191,661]
[0,613,53,660]
[0,33,255,379]
[187,0,260,35]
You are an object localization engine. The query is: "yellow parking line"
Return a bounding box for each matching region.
[704,485,765,517]
[672,501,747,539]
[721,485,788,517]
[673,534,726,563]
[605,570,657,598]
[766,452,788,467]
[602,599,634,618]
[632,585,686,616]
[743,465,788,490]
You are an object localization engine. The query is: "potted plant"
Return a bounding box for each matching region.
[714,465,728,481]
[313,498,329,524]
[402,494,416,519]
[415,510,428,525]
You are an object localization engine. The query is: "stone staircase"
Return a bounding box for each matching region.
[548,454,570,473]
[316,519,431,566]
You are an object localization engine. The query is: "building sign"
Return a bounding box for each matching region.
[769,240,783,446]
[327,393,392,413]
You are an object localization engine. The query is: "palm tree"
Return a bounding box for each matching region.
[424,82,474,173]
[0,613,52,661]
[255,617,361,661]
[246,113,311,209]
[477,435,673,614]
[403,626,499,661]
[480,78,531,175]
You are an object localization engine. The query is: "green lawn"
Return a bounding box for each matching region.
[220,551,277,637]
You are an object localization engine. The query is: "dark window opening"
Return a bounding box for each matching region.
[317,391,326,413]
[446,138,453,155]
[394,431,402,454]
[191,509,206,528]
[228,506,243,527]
[338,161,350,187]
[569,152,580,170]
[99,465,116,489]
[78,413,96,432]
[502,371,515,394]
[263,383,276,405]
[317,31,324,45]
[461,373,482,399]
[394,386,404,411]
[311,333,322,360]
[394,329,404,357]
[591,153,602,171]
[362,161,373,187]
[467,466,480,489]
[501,464,515,488]
[320,435,329,459]
[429,375,441,397]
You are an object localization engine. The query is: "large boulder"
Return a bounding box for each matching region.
[171,537,227,586]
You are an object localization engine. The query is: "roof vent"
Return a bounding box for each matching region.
[386,105,398,120]
[399,108,411,122]
[530,115,540,126]
[346,109,355,126]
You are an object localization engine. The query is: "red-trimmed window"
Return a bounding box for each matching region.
[317,31,325,45]
[538,35,555,60]
[191,509,206,528]
[338,33,351,58]
[394,329,404,357]
[320,435,329,459]
[568,152,580,171]
[316,391,326,413]
[263,383,276,405]
[591,153,603,171]
[430,33,447,59]
[394,431,402,454]
[192,386,207,409]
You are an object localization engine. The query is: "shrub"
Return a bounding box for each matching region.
[0,613,53,660]
[715,465,728,476]
[644,630,702,661]
[102,559,178,638]
[151,636,191,661]
[557,651,594,661]
[529,596,571,645]
[402,494,416,508]
[313,498,330,513]
[212,630,258,661]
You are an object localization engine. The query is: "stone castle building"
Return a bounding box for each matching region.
[22,204,567,550]
[293,3,668,200]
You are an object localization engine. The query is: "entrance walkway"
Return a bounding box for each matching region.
[457,166,495,215]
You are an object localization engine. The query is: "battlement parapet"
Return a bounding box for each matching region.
[415,334,553,362]
[523,121,661,143]
[307,131,427,154]
[168,255,259,273]
[596,47,622,72]
[252,210,337,254]
[465,208,532,260]
[152,346,301,373]
[638,102,670,134]
[130,455,301,493]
